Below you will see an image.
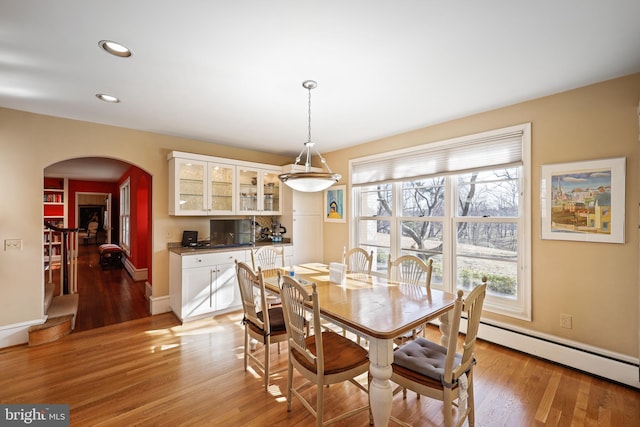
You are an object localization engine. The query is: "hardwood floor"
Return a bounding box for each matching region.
[1,308,638,425]
[47,241,149,332]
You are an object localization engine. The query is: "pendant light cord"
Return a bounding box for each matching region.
[307,84,312,144]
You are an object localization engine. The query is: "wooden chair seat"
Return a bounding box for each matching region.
[245,307,288,339]
[292,331,369,375]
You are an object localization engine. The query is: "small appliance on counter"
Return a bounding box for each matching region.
[270,222,287,242]
[181,230,198,247]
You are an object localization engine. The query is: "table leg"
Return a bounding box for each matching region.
[367,337,394,426]
[439,310,451,347]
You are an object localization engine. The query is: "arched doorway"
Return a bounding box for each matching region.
[44,157,152,331]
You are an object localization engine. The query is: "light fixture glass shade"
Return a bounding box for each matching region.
[279,80,341,192]
[278,171,341,192]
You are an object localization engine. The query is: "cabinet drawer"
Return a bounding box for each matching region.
[181,250,247,269]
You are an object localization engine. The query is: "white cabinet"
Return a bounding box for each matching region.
[168,151,283,216]
[168,156,236,216]
[291,215,322,264]
[169,250,247,322]
[280,182,323,265]
[236,166,282,215]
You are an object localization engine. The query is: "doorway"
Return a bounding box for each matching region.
[78,193,110,245]
[44,156,153,331]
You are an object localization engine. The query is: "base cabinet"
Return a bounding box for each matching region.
[170,250,246,322]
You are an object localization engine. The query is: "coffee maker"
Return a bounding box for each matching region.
[270,222,286,242]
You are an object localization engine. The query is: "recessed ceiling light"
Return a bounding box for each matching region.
[98,40,132,58]
[96,93,120,103]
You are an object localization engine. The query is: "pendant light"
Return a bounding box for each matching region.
[278,80,341,192]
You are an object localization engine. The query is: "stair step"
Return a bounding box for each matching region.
[28,314,74,346]
[47,293,79,329]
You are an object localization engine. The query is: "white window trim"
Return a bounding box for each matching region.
[119,178,131,255]
[349,123,531,321]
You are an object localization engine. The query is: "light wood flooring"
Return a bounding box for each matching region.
[1,308,638,426]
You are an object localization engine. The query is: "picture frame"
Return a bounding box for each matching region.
[324,185,346,223]
[540,157,625,243]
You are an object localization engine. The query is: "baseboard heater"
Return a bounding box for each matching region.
[456,318,640,389]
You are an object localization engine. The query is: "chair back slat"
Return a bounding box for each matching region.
[343,247,373,274]
[449,281,487,382]
[251,245,285,272]
[236,261,268,331]
[279,273,321,370]
[388,255,433,289]
[457,281,486,374]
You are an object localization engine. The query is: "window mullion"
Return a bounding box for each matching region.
[444,175,456,293]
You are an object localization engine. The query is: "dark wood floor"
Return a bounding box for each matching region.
[47,241,149,332]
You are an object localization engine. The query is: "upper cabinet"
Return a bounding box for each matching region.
[168,151,282,216]
[237,166,281,215]
[169,156,236,216]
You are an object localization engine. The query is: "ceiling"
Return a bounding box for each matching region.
[3,1,640,180]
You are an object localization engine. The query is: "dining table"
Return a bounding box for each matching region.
[262,263,457,427]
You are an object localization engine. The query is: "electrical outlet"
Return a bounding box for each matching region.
[4,239,23,251]
[561,314,572,329]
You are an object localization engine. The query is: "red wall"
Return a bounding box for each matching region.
[119,166,153,283]
[66,164,152,285]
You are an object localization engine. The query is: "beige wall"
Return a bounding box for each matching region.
[0,109,289,326]
[323,73,640,357]
[1,73,638,359]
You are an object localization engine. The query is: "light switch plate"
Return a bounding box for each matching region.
[4,239,23,250]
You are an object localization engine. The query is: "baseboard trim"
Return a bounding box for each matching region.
[149,294,170,315]
[122,257,148,282]
[0,317,44,348]
[468,319,640,389]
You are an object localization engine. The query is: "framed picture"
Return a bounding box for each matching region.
[324,185,346,223]
[540,157,625,243]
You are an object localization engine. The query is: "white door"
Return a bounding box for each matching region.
[292,214,322,264]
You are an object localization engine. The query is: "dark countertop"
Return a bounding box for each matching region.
[169,239,292,256]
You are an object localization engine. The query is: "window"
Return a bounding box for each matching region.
[351,124,531,320]
[120,178,130,254]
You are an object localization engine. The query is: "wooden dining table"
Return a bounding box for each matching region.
[262,263,457,426]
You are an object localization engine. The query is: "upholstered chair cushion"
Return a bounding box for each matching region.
[393,337,461,382]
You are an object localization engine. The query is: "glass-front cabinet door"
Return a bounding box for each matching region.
[174,158,207,215]
[170,157,236,215]
[238,168,258,213]
[262,170,281,214]
[208,162,235,214]
[237,167,281,214]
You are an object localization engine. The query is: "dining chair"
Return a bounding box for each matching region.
[278,271,370,427]
[235,261,288,391]
[390,281,487,427]
[82,220,99,245]
[342,247,373,274]
[387,255,433,344]
[251,245,286,305]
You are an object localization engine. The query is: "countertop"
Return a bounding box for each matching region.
[168,239,292,256]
